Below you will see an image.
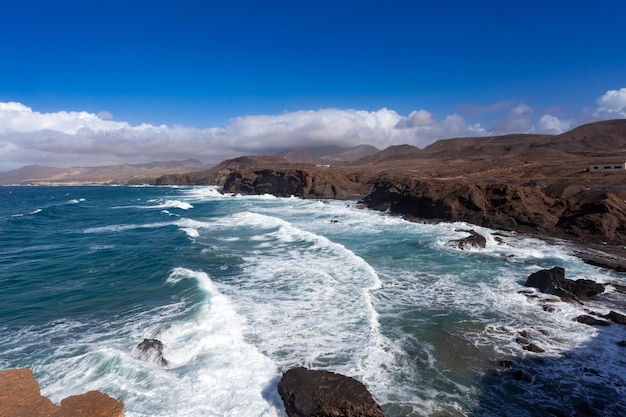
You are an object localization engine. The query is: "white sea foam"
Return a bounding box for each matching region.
[195,210,398,396]
[66,198,85,204]
[145,199,193,210]
[29,268,283,417]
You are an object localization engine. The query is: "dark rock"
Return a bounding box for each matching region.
[136,338,169,367]
[277,367,384,417]
[447,229,487,250]
[515,336,530,345]
[575,315,611,326]
[604,311,626,325]
[617,341,626,347]
[580,254,626,272]
[525,266,605,301]
[543,305,556,313]
[221,168,366,199]
[523,343,545,353]
[495,359,514,369]
[512,369,532,382]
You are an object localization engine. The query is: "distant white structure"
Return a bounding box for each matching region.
[589,162,626,172]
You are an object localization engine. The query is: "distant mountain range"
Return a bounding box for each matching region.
[0,159,212,185]
[3,119,626,185]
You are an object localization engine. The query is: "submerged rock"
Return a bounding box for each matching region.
[0,368,124,417]
[136,338,169,367]
[447,229,487,250]
[278,367,384,417]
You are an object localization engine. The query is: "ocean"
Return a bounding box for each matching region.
[1,185,625,417]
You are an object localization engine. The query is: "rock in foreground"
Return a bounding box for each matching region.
[524,266,605,301]
[0,368,124,417]
[278,367,384,417]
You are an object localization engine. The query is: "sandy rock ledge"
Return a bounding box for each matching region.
[0,368,124,417]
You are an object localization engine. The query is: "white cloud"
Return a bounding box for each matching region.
[1,89,622,171]
[537,114,572,134]
[0,103,494,171]
[594,88,626,118]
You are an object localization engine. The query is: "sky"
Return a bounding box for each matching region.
[1,0,625,171]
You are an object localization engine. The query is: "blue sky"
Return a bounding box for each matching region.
[0,1,625,170]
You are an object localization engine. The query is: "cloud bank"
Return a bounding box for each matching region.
[0,88,624,171]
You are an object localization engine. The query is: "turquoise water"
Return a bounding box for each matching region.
[1,185,625,416]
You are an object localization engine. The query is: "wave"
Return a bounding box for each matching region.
[188,210,398,394]
[9,268,283,417]
[144,199,193,210]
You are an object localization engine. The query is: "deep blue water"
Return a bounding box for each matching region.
[1,185,625,416]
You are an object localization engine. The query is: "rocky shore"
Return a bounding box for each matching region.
[0,368,124,417]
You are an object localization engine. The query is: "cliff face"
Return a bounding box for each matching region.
[219,165,626,246]
[362,176,626,246]
[221,168,367,199]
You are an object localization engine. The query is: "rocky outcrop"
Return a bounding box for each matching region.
[448,229,487,250]
[222,168,366,199]
[135,338,168,367]
[361,177,626,246]
[524,267,606,302]
[0,368,124,417]
[604,311,626,325]
[362,178,563,232]
[277,367,384,417]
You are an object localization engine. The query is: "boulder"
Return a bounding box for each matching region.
[0,368,124,417]
[277,367,384,417]
[448,229,487,250]
[604,311,626,325]
[524,267,605,302]
[136,338,168,367]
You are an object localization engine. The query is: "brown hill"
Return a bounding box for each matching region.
[148,155,293,185]
[0,159,212,185]
[280,145,379,164]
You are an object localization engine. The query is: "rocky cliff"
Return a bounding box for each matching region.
[362,175,626,246]
[221,167,368,199]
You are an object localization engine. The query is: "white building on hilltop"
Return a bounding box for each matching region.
[589,162,626,172]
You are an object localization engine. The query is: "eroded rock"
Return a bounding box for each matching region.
[448,229,487,250]
[278,367,384,417]
[525,267,605,302]
[0,368,124,417]
[136,338,169,367]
